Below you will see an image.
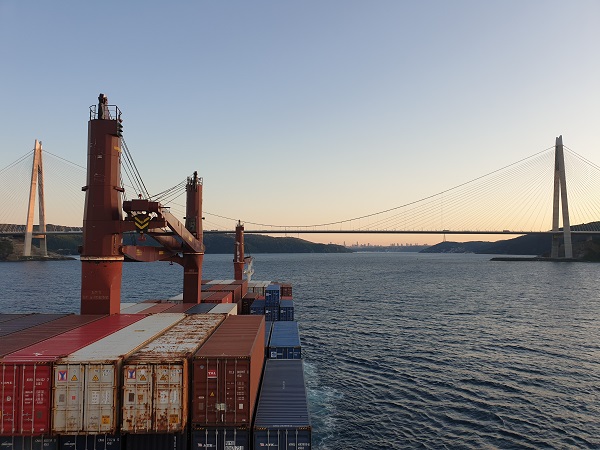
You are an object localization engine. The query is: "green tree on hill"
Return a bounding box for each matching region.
[0,239,14,260]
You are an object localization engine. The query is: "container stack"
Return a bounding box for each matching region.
[0,278,311,450]
[268,321,302,359]
[52,314,186,448]
[253,360,311,449]
[121,314,224,450]
[191,315,265,449]
[0,314,147,449]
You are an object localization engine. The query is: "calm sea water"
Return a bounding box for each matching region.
[1,253,599,449]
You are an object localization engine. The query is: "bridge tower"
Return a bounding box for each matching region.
[24,139,47,257]
[551,135,573,258]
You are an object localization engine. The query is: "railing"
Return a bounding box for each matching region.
[89,104,122,121]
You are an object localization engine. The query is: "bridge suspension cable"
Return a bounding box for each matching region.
[2,141,600,235]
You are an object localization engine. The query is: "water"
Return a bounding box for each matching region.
[1,253,599,449]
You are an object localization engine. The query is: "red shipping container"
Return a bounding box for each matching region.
[0,314,144,435]
[192,315,265,427]
[208,286,242,303]
[205,291,233,304]
[230,280,249,298]
[207,284,227,292]
[280,283,293,298]
[0,315,104,358]
[161,303,200,313]
[0,314,68,338]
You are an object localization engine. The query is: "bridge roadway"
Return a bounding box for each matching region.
[2,229,600,236]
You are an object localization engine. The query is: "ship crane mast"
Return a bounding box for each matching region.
[80,94,206,313]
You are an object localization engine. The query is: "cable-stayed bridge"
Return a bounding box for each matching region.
[1,136,600,259]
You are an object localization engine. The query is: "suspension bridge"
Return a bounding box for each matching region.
[1,135,600,259]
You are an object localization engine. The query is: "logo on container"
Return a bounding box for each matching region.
[57,371,67,381]
[207,369,217,378]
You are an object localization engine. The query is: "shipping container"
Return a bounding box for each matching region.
[160,303,200,314]
[0,435,58,450]
[1,315,145,436]
[253,360,311,450]
[264,321,274,357]
[192,316,265,427]
[246,281,270,297]
[207,286,241,303]
[0,314,68,338]
[208,304,237,316]
[268,322,301,359]
[123,432,187,450]
[139,303,175,314]
[186,304,215,314]
[241,293,258,315]
[120,303,137,310]
[172,292,220,305]
[229,279,249,299]
[280,283,293,298]
[120,303,158,314]
[0,315,104,358]
[279,300,295,321]
[0,314,30,324]
[249,299,265,316]
[52,314,185,435]
[58,433,120,450]
[205,291,233,304]
[264,305,278,322]
[121,314,224,434]
[265,285,281,307]
[191,427,250,450]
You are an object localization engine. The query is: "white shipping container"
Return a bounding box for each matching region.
[52,314,185,434]
[121,314,225,433]
[120,303,157,314]
[247,280,271,296]
[120,302,137,310]
[208,303,237,316]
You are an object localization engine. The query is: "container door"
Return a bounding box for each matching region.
[122,364,152,432]
[52,364,85,433]
[153,363,184,432]
[223,359,250,425]
[18,364,52,434]
[84,364,117,433]
[0,364,19,434]
[192,358,220,425]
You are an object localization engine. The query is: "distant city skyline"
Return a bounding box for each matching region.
[1,1,599,245]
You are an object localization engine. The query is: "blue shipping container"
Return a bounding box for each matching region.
[265,284,281,307]
[186,303,216,314]
[250,299,265,315]
[124,432,187,450]
[279,300,294,321]
[268,321,301,359]
[264,305,278,322]
[265,321,274,357]
[59,434,120,450]
[191,428,250,450]
[0,436,58,450]
[254,360,311,449]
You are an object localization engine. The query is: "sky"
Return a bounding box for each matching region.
[1,1,599,245]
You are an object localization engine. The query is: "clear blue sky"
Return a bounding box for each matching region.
[1,1,599,244]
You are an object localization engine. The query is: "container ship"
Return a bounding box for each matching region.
[0,95,311,450]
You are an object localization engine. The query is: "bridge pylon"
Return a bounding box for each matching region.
[551,135,573,258]
[24,139,47,257]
